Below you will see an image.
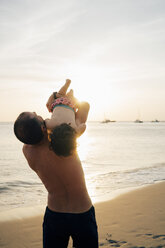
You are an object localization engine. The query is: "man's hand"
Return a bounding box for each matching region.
[76,123,86,137]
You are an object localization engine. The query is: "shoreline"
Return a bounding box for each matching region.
[0,180,164,222]
[0,181,165,247]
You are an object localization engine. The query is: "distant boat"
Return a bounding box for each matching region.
[135,110,143,123]
[134,119,143,123]
[151,119,159,123]
[101,119,116,123]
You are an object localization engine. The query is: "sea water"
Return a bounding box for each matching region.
[0,122,165,213]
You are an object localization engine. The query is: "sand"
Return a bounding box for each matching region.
[0,182,165,248]
[96,182,165,248]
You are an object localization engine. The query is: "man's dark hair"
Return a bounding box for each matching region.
[14,112,44,144]
[49,123,77,157]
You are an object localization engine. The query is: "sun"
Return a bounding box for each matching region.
[70,78,120,121]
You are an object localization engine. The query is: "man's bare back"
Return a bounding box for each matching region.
[23,138,92,213]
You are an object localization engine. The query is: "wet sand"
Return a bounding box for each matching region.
[0,182,165,248]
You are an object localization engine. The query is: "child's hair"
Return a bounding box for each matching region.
[49,123,77,157]
[14,112,44,144]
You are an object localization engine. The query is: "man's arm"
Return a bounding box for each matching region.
[76,102,90,125]
[75,102,90,136]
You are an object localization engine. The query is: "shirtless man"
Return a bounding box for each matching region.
[14,87,98,247]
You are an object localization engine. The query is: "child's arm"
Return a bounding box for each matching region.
[46,79,71,112]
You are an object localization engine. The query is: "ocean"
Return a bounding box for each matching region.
[0,121,165,213]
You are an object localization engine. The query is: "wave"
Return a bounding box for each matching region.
[0,186,10,193]
[122,162,165,174]
[91,162,165,178]
[0,180,42,192]
[87,162,165,190]
[6,180,41,186]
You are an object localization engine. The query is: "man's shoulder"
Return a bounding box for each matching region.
[22,144,39,162]
[23,143,47,156]
[22,143,48,171]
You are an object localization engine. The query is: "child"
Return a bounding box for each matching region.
[45,79,87,157]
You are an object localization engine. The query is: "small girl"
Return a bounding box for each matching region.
[45,79,87,157]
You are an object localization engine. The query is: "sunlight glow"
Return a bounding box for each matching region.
[72,77,122,121]
[77,130,98,202]
[77,132,89,161]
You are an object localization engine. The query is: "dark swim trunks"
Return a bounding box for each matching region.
[43,206,98,248]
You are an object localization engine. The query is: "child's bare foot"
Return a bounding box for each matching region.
[66,89,73,98]
[66,79,71,85]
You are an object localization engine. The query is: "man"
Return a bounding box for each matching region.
[14,86,98,248]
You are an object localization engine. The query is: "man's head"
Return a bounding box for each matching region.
[14,112,45,144]
[49,123,77,157]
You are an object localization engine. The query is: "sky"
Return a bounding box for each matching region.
[0,0,165,121]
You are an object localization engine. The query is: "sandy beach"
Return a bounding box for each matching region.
[0,182,165,248]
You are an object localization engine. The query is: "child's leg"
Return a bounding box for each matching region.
[66,89,73,98]
[46,79,71,112]
[57,79,71,96]
[66,89,79,108]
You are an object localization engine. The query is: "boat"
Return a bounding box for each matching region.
[151,119,159,123]
[101,119,116,123]
[134,119,143,123]
[135,110,143,123]
[101,113,116,123]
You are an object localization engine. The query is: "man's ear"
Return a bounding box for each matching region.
[41,123,47,133]
[76,123,86,137]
